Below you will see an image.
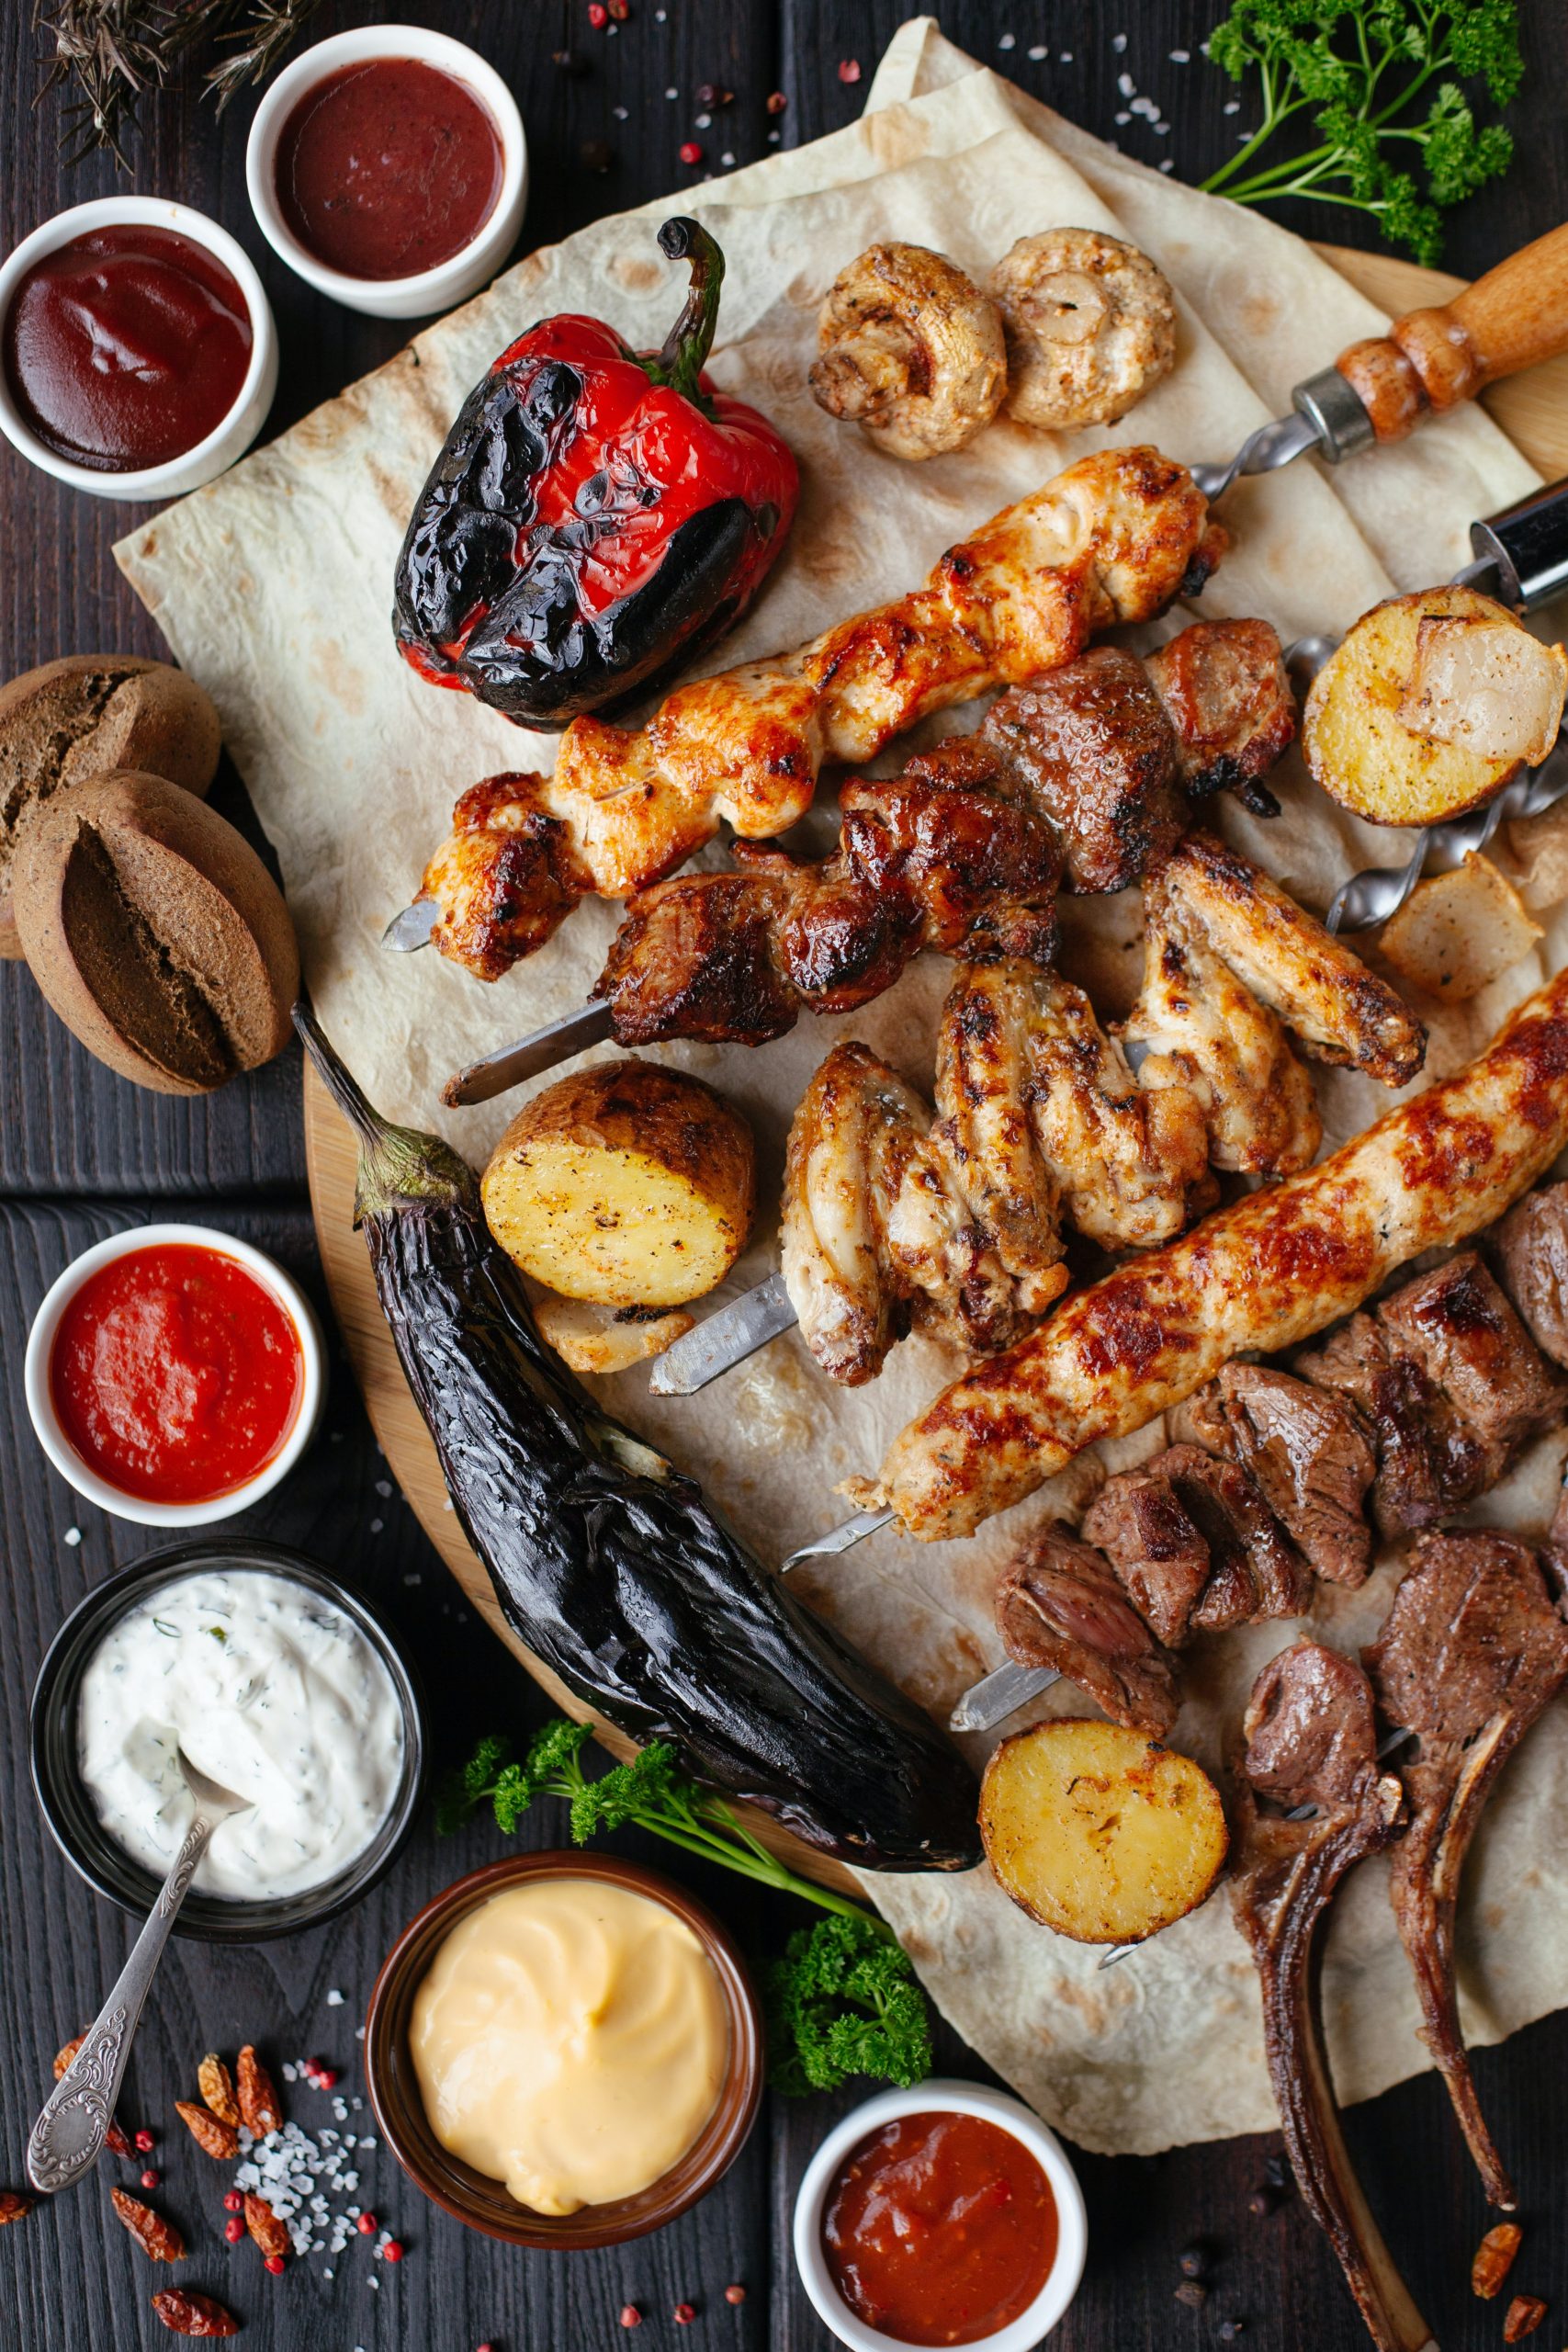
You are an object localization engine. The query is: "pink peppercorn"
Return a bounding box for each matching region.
[620,2310,641,2330]
[679,141,704,164]
[588,2,608,23]
[222,2193,243,2214]
[383,2240,404,2264]
[224,2219,244,2245]
[134,2130,155,2154]
[356,2212,376,2234]
[725,2285,747,2304]
[315,2069,338,2089]
[265,2255,286,2276]
[674,2307,695,2326]
[140,2170,160,2189]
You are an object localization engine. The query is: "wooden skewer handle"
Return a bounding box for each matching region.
[1334,220,1568,443]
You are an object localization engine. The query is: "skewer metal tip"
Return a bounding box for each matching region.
[649,1273,797,1396]
[442,1001,616,1107]
[780,1507,895,1575]
[382,899,438,952]
[947,1659,1059,1734]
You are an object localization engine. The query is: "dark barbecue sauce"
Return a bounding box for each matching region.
[275,59,505,281]
[3,225,252,471]
[822,2110,1057,2346]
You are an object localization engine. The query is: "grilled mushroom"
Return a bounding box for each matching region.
[991,228,1177,431]
[808,243,1007,460]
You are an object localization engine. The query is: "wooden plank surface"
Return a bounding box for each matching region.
[5,6,1568,2350]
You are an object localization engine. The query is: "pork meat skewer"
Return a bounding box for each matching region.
[1363,1531,1568,2210]
[439,615,1294,1106]
[388,447,1224,980]
[1232,1642,1435,2352]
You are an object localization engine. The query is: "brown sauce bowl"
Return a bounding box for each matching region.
[364,1849,763,2247]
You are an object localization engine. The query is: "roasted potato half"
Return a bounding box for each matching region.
[1377,853,1542,1003]
[979,1718,1229,1944]
[481,1059,755,1307]
[1303,586,1567,829]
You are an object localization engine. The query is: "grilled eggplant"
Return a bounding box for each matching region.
[296,1005,979,1871]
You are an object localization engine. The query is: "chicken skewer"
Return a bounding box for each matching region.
[655,833,1420,1397]
[384,447,1224,978]
[439,616,1294,1106]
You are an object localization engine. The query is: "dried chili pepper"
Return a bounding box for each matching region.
[393,218,798,728]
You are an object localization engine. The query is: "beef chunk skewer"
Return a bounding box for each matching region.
[1364,1532,1568,2210]
[992,1523,1181,1736]
[1232,1643,1434,2352]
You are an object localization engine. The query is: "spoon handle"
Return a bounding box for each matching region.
[25,1812,220,2195]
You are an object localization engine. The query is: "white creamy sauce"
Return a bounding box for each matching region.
[76,1568,404,1901]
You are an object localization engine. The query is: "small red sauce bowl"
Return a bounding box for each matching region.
[793,2080,1089,2350]
[23,1222,324,1528]
[0,196,276,501]
[245,27,528,321]
[365,1850,763,2248]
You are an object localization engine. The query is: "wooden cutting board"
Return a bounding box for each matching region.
[304,244,1568,1900]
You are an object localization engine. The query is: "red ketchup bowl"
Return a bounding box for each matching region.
[793,2080,1089,2351]
[246,27,528,322]
[0,197,277,501]
[24,1224,324,1528]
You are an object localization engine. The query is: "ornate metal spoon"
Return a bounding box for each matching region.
[27,1753,252,2194]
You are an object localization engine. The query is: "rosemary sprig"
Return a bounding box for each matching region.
[33,0,323,169]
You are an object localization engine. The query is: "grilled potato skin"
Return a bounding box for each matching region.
[979,1718,1229,1943]
[1303,586,1531,828]
[481,1059,756,1307]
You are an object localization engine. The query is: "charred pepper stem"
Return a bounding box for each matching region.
[647,217,726,407]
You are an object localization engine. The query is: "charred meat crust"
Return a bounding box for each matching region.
[1364,1532,1568,2210]
[1233,1643,1431,2352]
[994,1520,1180,1734]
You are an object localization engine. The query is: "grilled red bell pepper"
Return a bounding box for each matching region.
[392,217,798,729]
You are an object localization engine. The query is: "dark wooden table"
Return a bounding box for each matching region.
[4,6,1568,2347]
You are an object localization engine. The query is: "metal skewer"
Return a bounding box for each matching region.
[649,1273,796,1395]
[780,1508,895,1574]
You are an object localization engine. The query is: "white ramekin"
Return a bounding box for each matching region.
[24,1223,325,1530]
[246,26,528,320]
[793,2078,1089,2351]
[0,196,277,501]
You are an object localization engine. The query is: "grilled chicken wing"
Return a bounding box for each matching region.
[1365,1532,1568,2210]
[779,1041,1040,1385]
[1160,831,1425,1087]
[934,961,1068,1316]
[415,447,1224,978]
[1122,862,1322,1176]
[867,961,1568,1540]
[947,960,1216,1255]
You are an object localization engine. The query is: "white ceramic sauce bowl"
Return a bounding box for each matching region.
[24,1222,325,1529]
[0,195,277,501]
[793,2078,1089,2352]
[246,25,528,321]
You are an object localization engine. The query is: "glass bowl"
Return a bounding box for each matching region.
[31,1539,427,1944]
[364,1849,763,2247]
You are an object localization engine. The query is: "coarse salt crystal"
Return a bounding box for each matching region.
[695,111,712,129]
[1060,51,1073,62]
[1117,72,1134,96]
[1224,99,1241,114]
[720,152,734,165]
[1170,48,1190,62]
[1114,110,1131,124]
[1112,32,1128,51]
[282,2064,298,2083]
[63,1528,81,1547]
[665,86,677,99]
[998,31,1015,48]
[1028,44,1045,60]
[327,1990,344,2007]
[1159,158,1175,172]
[614,105,628,119]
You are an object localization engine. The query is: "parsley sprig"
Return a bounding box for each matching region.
[1201,1,1524,263]
[441,1721,934,2094]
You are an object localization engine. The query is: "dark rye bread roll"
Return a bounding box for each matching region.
[0,655,221,956]
[13,773,299,1096]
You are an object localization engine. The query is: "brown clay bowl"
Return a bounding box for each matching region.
[364,1849,763,2248]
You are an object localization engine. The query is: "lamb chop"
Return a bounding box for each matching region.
[993,1520,1180,1736]
[1082,1443,1311,1641]
[1232,1643,1432,2352]
[1364,1532,1568,2209]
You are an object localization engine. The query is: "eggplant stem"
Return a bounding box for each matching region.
[291,997,475,1221]
[646,217,725,408]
